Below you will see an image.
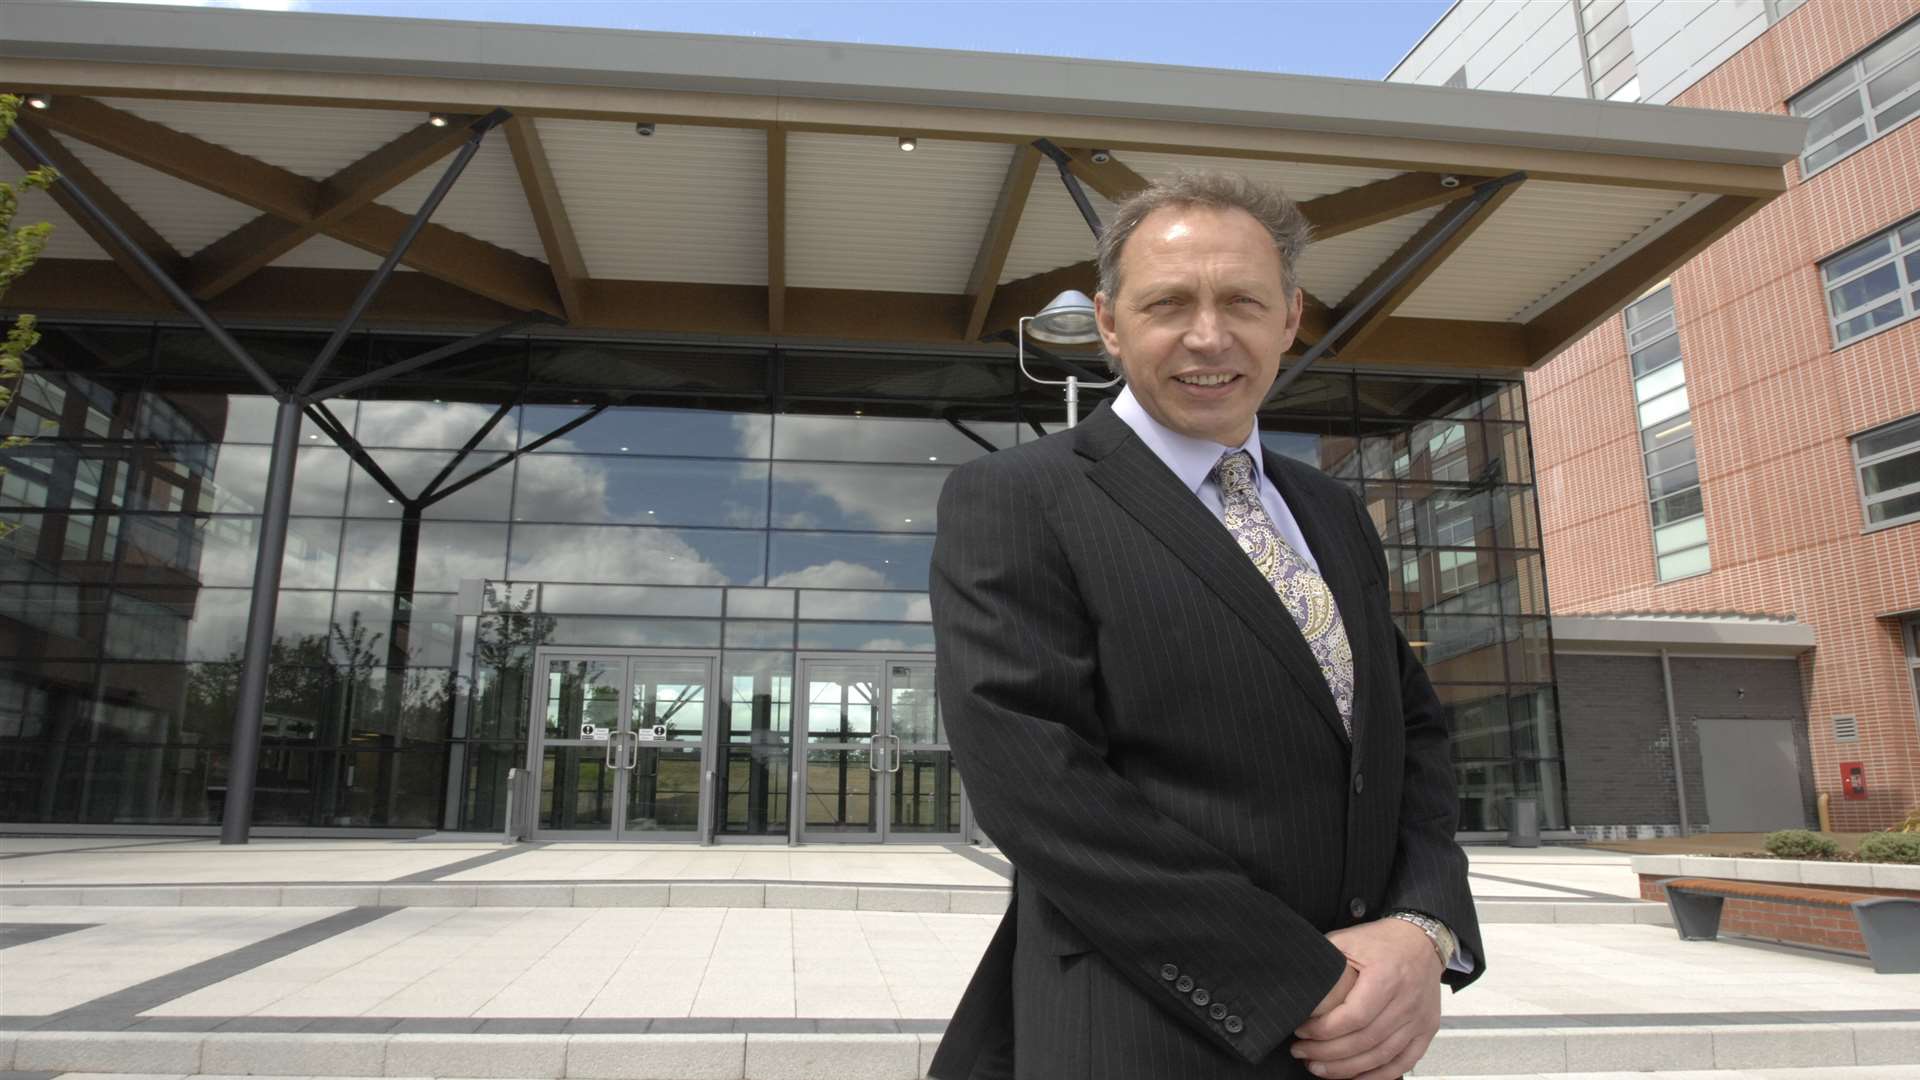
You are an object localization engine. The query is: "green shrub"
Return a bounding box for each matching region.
[1763,829,1839,858]
[1858,833,1920,865]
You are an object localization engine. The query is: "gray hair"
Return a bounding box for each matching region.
[1095,170,1311,304]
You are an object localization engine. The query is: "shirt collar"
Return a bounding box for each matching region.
[1111,384,1266,496]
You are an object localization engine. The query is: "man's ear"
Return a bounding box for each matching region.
[1095,290,1124,365]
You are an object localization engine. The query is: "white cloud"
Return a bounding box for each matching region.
[767,560,891,590]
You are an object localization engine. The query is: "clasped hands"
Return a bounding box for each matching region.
[1288,919,1442,1080]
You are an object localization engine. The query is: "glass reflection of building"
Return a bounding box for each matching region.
[0,323,1565,836]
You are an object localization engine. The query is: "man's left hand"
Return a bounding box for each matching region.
[1288,919,1442,1080]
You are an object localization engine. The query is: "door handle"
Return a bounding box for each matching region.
[604,729,619,769]
[887,734,902,774]
[625,730,640,771]
[868,735,884,772]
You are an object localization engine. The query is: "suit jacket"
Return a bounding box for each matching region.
[927,403,1483,1080]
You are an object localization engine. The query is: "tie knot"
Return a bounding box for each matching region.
[1213,450,1256,493]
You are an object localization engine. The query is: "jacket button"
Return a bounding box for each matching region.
[1224,1015,1244,1034]
[1349,897,1367,919]
[1190,988,1211,1007]
[1353,772,1365,794]
[1209,1003,1228,1021]
[1175,975,1195,993]
[1159,963,1178,981]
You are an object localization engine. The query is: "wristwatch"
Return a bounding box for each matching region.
[1385,909,1458,969]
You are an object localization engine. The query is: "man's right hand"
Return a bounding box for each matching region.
[1310,960,1359,1019]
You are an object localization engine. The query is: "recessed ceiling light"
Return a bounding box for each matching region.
[927,456,937,461]
[24,93,51,111]
[898,136,917,152]
[428,113,451,128]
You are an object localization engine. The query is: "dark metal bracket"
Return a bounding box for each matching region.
[1031,138,1103,240]
[1268,171,1526,404]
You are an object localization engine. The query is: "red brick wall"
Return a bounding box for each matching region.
[1528,0,1920,831]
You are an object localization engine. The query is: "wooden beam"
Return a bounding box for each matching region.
[1524,194,1763,365]
[1300,171,1496,241]
[503,115,588,322]
[1060,147,1150,203]
[4,117,183,305]
[10,58,1795,197]
[7,257,1528,368]
[189,118,479,300]
[963,144,1041,342]
[30,95,313,220]
[1330,179,1522,357]
[766,127,786,334]
[35,96,563,315]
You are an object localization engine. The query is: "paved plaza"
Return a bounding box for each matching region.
[2,838,1915,1078]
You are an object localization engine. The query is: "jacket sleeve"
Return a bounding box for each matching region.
[931,456,1350,1063]
[1346,488,1486,991]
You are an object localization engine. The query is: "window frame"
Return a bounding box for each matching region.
[1790,15,1920,179]
[1821,213,1920,349]
[1851,413,1920,533]
[1624,285,1710,582]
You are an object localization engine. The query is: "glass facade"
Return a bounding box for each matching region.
[0,323,1563,835]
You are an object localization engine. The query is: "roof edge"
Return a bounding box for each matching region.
[0,1,1808,168]
[1551,614,1816,657]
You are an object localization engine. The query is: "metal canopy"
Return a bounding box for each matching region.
[3,0,1806,372]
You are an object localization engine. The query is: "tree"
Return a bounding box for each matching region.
[0,94,57,540]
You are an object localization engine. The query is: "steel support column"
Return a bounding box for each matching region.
[221,396,303,843]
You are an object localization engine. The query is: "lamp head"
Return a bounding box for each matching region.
[1024,289,1099,345]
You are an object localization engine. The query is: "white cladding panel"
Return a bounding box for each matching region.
[16,192,107,260]
[1466,0,1581,93]
[47,131,256,258]
[373,134,543,261]
[1391,0,1587,97]
[1119,153,1396,201]
[1395,181,1695,321]
[539,119,766,285]
[99,97,420,181]
[786,133,1008,294]
[1296,206,1444,307]
[1632,0,1770,105]
[998,176,1112,284]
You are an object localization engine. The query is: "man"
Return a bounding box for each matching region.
[927,172,1482,1080]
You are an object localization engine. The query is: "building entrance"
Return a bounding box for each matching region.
[794,655,965,843]
[527,649,717,841]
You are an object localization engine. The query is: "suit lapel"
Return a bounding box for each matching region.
[1263,449,1373,751]
[1076,408,1349,745]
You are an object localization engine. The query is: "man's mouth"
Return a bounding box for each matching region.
[1174,372,1239,387]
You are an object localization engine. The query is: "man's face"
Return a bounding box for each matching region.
[1095,204,1303,447]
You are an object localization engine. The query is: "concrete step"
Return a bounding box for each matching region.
[3,1021,1913,1078]
[0,885,1665,924]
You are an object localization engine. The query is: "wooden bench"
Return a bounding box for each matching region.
[1659,876,1920,974]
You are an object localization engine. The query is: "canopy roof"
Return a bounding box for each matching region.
[3,0,1806,373]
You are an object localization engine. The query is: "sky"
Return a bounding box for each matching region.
[102,0,1457,80]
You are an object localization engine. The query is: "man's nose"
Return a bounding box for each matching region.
[1182,304,1231,353]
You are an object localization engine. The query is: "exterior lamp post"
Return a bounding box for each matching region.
[1018,289,1116,427]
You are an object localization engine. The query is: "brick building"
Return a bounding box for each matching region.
[1394,0,1920,834]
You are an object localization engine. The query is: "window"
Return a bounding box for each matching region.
[1823,213,1920,347]
[1852,413,1920,531]
[1905,620,1920,732]
[1625,286,1709,580]
[1790,15,1920,177]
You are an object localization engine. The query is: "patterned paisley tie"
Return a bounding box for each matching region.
[1212,450,1354,735]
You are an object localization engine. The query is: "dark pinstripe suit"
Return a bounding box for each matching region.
[927,403,1483,1080]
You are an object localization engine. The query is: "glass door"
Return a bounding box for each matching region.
[528,650,718,841]
[884,661,964,840]
[795,655,964,843]
[797,658,882,841]
[532,654,625,840]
